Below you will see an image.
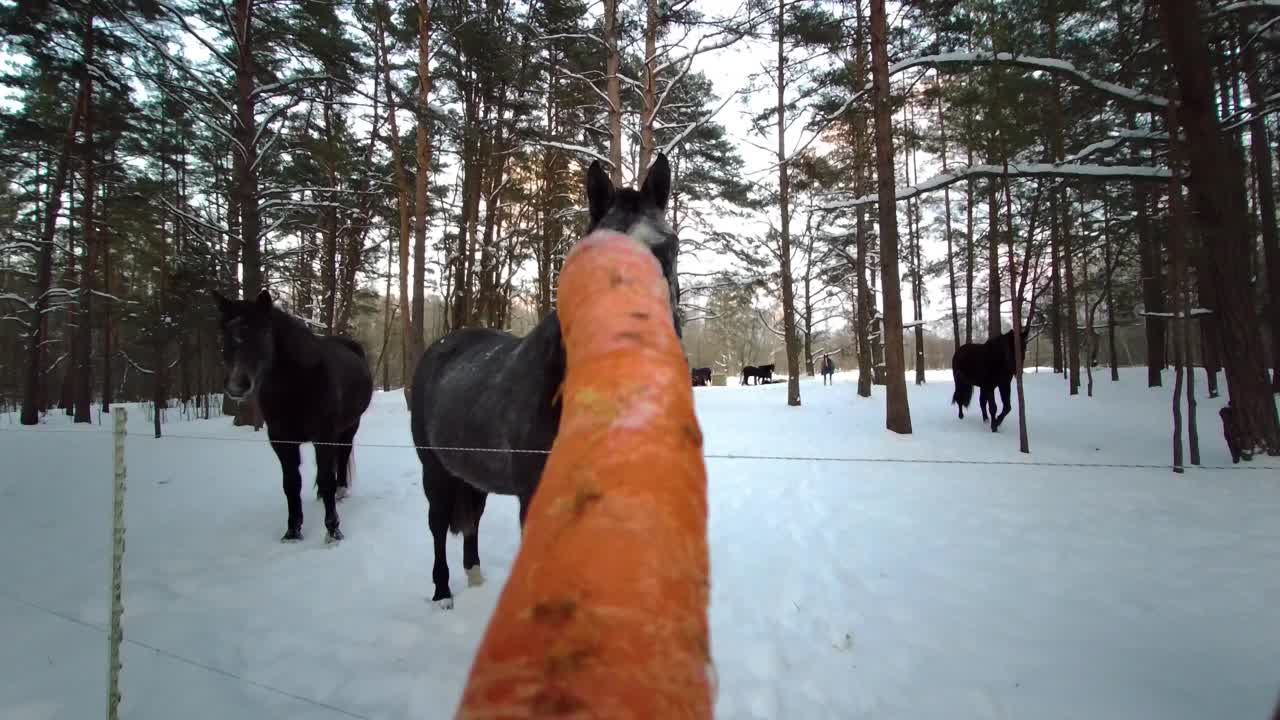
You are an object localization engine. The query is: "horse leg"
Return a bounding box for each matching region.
[418,450,456,608]
[334,424,358,501]
[463,527,484,587]
[314,443,343,542]
[977,386,990,422]
[271,436,304,542]
[992,381,1013,432]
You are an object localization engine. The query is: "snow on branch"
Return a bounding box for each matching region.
[888,51,1169,108]
[539,33,607,48]
[1211,1,1280,15]
[817,163,1173,210]
[528,141,613,168]
[1061,129,1170,164]
[0,293,34,309]
[659,89,743,156]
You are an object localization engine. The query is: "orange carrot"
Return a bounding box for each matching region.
[456,229,712,720]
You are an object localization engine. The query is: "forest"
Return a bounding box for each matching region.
[2,0,1279,462]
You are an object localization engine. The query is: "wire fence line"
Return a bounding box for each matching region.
[0,590,373,720]
[1,424,1276,472]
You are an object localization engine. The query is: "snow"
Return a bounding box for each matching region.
[1,369,1278,719]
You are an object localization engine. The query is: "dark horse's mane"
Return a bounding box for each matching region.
[409,154,679,608]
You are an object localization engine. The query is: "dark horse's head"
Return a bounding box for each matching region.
[585,153,682,337]
[212,288,278,401]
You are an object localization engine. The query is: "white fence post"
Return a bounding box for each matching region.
[107,408,127,720]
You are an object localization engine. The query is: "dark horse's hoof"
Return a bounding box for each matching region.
[325,528,344,544]
[433,595,454,610]
[281,527,303,542]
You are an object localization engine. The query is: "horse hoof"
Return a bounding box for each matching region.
[281,528,303,542]
[466,566,485,587]
[434,597,454,610]
[325,528,344,544]
[336,485,349,502]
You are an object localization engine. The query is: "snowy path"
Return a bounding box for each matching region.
[2,369,1277,719]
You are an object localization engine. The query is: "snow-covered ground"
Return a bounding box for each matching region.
[2,368,1277,720]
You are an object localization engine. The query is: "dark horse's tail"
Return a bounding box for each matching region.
[952,380,974,408]
[450,483,488,536]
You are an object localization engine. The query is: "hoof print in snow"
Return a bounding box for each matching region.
[466,566,485,587]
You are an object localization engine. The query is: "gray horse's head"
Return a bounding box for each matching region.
[212,288,277,400]
[584,153,682,337]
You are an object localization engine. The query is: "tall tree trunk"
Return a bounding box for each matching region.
[775,0,801,407]
[1166,93,1201,466]
[73,14,97,424]
[1157,0,1280,454]
[639,0,659,174]
[987,178,1001,338]
[1004,160,1029,453]
[376,5,416,402]
[414,0,433,347]
[938,79,959,354]
[604,0,623,184]
[1047,9,1066,375]
[1137,182,1165,386]
[232,0,262,428]
[21,23,91,425]
[965,155,975,345]
[1103,198,1118,382]
[101,164,113,414]
[1063,187,1081,395]
[1242,37,1280,391]
[870,0,911,433]
[853,0,872,398]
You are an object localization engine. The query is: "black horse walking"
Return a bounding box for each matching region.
[409,154,681,608]
[214,289,373,543]
[951,314,1033,432]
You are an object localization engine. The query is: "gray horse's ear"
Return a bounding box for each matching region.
[256,288,273,309]
[641,153,671,210]
[586,160,613,226]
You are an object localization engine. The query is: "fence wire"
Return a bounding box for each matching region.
[0,424,1274,472]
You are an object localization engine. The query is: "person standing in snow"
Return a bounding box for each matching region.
[821,355,835,385]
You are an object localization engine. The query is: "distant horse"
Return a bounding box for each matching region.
[691,367,712,386]
[1219,405,1252,463]
[410,154,681,608]
[757,363,776,383]
[951,315,1033,432]
[214,289,373,543]
[741,365,760,385]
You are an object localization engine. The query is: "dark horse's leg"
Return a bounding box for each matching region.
[419,449,457,608]
[463,495,486,588]
[977,386,991,422]
[334,424,358,501]
[991,380,1013,432]
[270,431,304,542]
[314,442,343,542]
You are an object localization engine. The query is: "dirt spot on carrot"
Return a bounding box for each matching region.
[545,645,594,675]
[615,330,646,345]
[608,269,627,287]
[530,596,578,625]
[628,310,650,321]
[530,687,585,715]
